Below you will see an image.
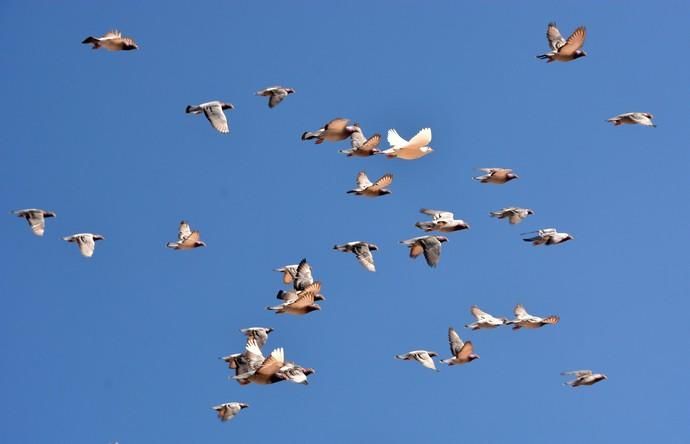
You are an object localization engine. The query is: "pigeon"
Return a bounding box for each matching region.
[347,171,393,197]
[506,304,560,330]
[522,228,573,246]
[395,350,439,371]
[339,124,381,157]
[185,101,234,134]
[400,235,448,267]
[441,327,479,366]
[301,118,357,144]
[415,209,470,233]
[166,221,206,250]
[490,207,534,225]
[212,402,249,422]
[220,339,265,385]
[256,86,295,108]
[240,327,273,348]
[63,233,104,258]
[276,281,326,302]
[378,128,433,160]
[233,345,312,385]
[277,362,315,385]
[537,23,587,63]
[607,113,656,127]
[333,241,378,272]
[274,264,299,285]
[465,306,507,330]
[561,370,607,387]
[473,168,519,184]
[12,209,56,236]
[82,30,138,51]
[267,291,321,315]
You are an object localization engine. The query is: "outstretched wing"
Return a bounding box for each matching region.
[421,237,442,266]
[178,221,192,242]
[471,305,491,321]
[203,103,230,133]
[448,327,464,356]
[558,26,586,56]
[293,259,313,291]
[406,127,432,148]
[546,23,566,51]
[514,304,529,319]
[368,174,393,192]
[268,90,288,108]
[386,129,408,148]
[353,244,376,272]
[355,171,373,189]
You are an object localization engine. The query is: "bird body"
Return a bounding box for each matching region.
[186,101,234,133]
[347,171,393,197]
[607,112,656,127]
[562,370,607,387]
[82,30,138,51]
[474,168,519,184]
[267,291,321,315]
[302,118,357,144]
[522,228,573,245]
[212,402,248,422]
[12,208,56,236]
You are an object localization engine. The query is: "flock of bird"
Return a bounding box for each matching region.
[12,22,657,424]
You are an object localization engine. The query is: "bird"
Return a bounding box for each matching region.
[256,86,295,108]
[212,402,249,422]
[607,112,656,127]
[63,233,104,257]
[506,304,560,330]
[441,327,479,366]
[240,327,273,349]
[561,370,607,387]
[347,171,393,197]
[400,235,448,267]
[277,362,316,385]
[465,306,507,330]
[339,124,381,157]
[490,207,534,225]
[301,118,357,144]
[333,241,378,272]
[536,23,587,63]
[395,350,439,371]
[473,168,519,184]
[82,30,138,51]
[415,209,470,233]
[185,101,234,134]
[378,128,433,160]
[276,281,326,302]
[522,228,573,246]
[267,291,321,315]
[166,221,206,250]
[12,209,56,236]
[274,264,299,285]
[233,344,313,385]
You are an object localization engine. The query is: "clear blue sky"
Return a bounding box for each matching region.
[2,1,689,443]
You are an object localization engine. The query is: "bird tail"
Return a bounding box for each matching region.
[185,105,201,114]
[266,305,283,312]
[415,222,433,232]
[166,242,178,249]
[301,130,322,141]
[82,36,100,48]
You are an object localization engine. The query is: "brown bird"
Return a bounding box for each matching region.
[537,23,586,63]
[473,168,519,184]
[166,221,206,250]
[441,327,479,366]
[347,171,393,197]
[276,281,326,302]
[562,370,607,387]
[400,235,448,267]
[12,208,56,236]
[212,402,249,422]
[267,291,321,315]
[302,118,357,144]
[506,304,560,330]
[339,124,381,157]
[82,30,138,51]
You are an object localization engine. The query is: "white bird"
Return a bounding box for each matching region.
[465,306,507,330]
[536,23,587,63]
[333,241,378,272]
[506,304,560,330]
[82,30,138,51]
[63,233,104,257]
[166,221,206,250]
[395,350,439,371]
[347,171,393,197]
[415,209,469,233]
[490,207,534,225]
[256,86,295,108]
[441,327,479,366]
[339,124,381,157]
[12,208,56,236]
[379,128,433,160]
[561,370,607,387]
[185,101,234,133]
[607,112,656,128]
[522,228,573,246]
[212,402,249,422]
[400,235,448,267]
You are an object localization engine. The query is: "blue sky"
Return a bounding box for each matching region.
[2,1,690,442]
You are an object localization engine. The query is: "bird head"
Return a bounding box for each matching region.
[239,403,249,409]
[527,209,535,215]
[507,173,519,181]
[286,88,295,95]
[574,50,587,59]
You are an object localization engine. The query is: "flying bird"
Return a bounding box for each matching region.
[465,306,507,330]
[240,327,273,349]
[212,402,249,422]
[333,241,378,272]
[339,124,381,157]
[400,235,448,267]
[82,30,138,51]
[607,113,656,127]
[379,128,433,160]
[441,327,479,366]
[267,291,321,315]
[473,168,519,184]
[166,221,206,250]
[12,209,56,236]
[415,209,469,233]
[395,350,439,371]
[490,207,534,225]
[522,228,573,246]
[561,370,607,387]
[256,86,295,108]
[347,171,393,197]
[506,304,560,330]
[233,343,313,385]
[301,118,357,144]
[185,101,234,134]
[63,233,104,258]
[536,23,587,63]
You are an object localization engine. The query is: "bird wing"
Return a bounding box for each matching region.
[353,244,376,272]
[359,134,381,152]
[562,370,592,377]
[77,235,96,257]
[293,259,313,290]
[514,304,529,319]
[367,174,393,192]
[471,305,491,321]
[102,30,122,39]
[26,212,46,236]
[409,242,424,258]
[386,129,408,148]
[289,292,315,309]
[558,26,586,56]
[325,118,350,133]
[355,171,373,189]
[628,113,652,125]
[268,90,288,108]
[406,128,432,149]
[178,221,192,242]
[420,237,442,266]
[417,352,437,370]
[546,23,566,51]
[448,328,465,356]
[350,129,366,148]
[203,103,230,133]
[420,208,454,221]
[457,341,475,360]
[256,348,285,377]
